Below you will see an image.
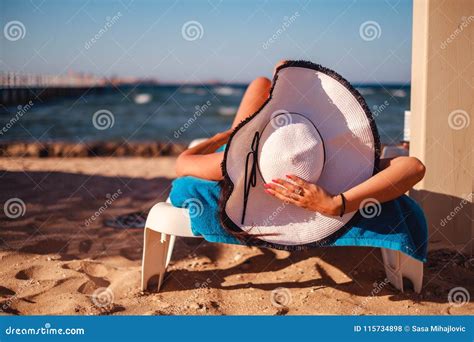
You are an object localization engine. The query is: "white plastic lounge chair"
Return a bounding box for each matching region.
[141,140,423,293]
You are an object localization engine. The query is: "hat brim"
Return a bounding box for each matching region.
[220,60,381,250]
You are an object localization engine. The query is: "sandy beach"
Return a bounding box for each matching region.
[1,157,473,315]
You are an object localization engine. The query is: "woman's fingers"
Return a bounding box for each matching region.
[265,183,303,200]
[264,188,299,204]
[272,178,308,196]
[265,175,338,214]
[265,182,300,197]
[264,175,316,208]
[286,174,310,187]
[271,178,300,192]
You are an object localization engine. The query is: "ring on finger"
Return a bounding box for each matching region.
[294,187,304,196]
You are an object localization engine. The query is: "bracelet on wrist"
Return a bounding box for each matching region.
[339,193,346,217]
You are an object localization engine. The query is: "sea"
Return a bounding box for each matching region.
[0,84,409,145]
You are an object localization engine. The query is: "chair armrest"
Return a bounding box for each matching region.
[381,145,409,159]
[188,138,208,148]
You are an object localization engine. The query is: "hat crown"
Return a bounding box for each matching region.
[258,113,325,184]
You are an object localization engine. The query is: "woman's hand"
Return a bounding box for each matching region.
[264,175,341,216]
[263,156,426,216]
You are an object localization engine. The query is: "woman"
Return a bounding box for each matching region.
[175,61,426,218]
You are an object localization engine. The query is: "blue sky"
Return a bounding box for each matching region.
[1,0,413,84]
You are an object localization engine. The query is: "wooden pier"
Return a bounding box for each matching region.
[0,72,115,106]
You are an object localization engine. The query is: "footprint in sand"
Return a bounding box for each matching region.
[63,260,109,277]
[63,260,111,295]
[15,266,44,280]
[12,264,75,301]
[0,286,15,296]
[77,278,111,295]
[0,285,18,313]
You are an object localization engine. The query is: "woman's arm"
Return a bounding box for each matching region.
[174,73,271,181]
[264,156,426,216]
[175,130,231,181]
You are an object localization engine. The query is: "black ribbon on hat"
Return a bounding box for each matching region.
[241,131,260,224]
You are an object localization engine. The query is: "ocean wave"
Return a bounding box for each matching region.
[180,87,207,96]
[217,106,237,116]
[389,89,407,98]
[213,86,242,96]
[134,93,152,104]
[356,87,375,95]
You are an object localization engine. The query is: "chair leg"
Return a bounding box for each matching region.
[165,235,175,267]
[400,252,423,293]
[381,248,423,293]
[381,248,404,292]
[141,228,173,291]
